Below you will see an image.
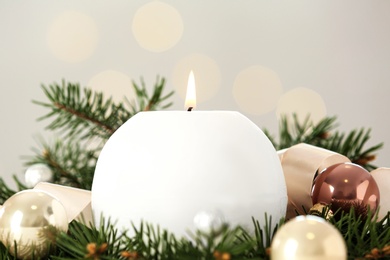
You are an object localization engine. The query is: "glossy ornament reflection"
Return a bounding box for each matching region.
[271,215,347,260]
[193,210,225,232]
[311,162,380,218]
[0,190,68,259]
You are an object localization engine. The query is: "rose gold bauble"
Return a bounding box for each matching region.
[311,162,380,218]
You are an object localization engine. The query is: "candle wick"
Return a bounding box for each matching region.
[187,107,193,112]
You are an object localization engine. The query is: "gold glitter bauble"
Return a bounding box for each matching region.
[0,190,68,259]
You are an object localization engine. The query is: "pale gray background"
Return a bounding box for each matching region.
[1,0,389,187]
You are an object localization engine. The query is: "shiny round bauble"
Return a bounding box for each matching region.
[0,190,68,259]
[92,111,287,237]
[271,215,347,260]
[311,162,380,219]
[25,163,54,188]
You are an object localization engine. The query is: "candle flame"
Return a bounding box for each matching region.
[185,70,196,111]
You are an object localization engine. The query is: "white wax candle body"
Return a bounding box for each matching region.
[92,111,287,236]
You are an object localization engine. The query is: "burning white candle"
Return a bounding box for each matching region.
[91,71,287,236]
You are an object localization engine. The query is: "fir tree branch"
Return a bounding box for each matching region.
[131,77,174,112]
[268,114,338,150]
[53,101,115,136]
[53,217,278,260]
[25,137,98,189]
[0,203,388,259]
[55,217,124,260]
[34,77,173,140]
[21,212,384,259]
[0,176,26,205]
[264,114,383,170]
[331,209,390,259]
[36,80,116,139]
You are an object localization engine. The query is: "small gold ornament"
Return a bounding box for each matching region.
[121,250,139,259]
[85,242,108,259]
[213,250,231,260]
[309,203,334,220]
[0,190,68,259]
[364,244,390,259]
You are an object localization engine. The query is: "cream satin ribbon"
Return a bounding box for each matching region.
[34,182,93,225]
[371,167,390,220]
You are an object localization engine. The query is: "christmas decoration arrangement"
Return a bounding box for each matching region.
[0,78,389,259]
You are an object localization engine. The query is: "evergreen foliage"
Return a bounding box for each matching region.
[0,211,388,259]
[264,114,383,171]
[34,77,173,140]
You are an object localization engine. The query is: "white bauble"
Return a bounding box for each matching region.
[271,215,347,260]
[91,111,287,237]
[25,163,54,188]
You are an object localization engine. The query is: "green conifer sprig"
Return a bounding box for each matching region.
[266,114,338,149]
[26,137,98,189]
[51,216,281,260]
[0,210,386,259]
[34,77,173,140]
[0,176,26,205]
[55,217,124,259]
[264,114,383,170]
[322,128,383,171]
[331,210,390,259]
